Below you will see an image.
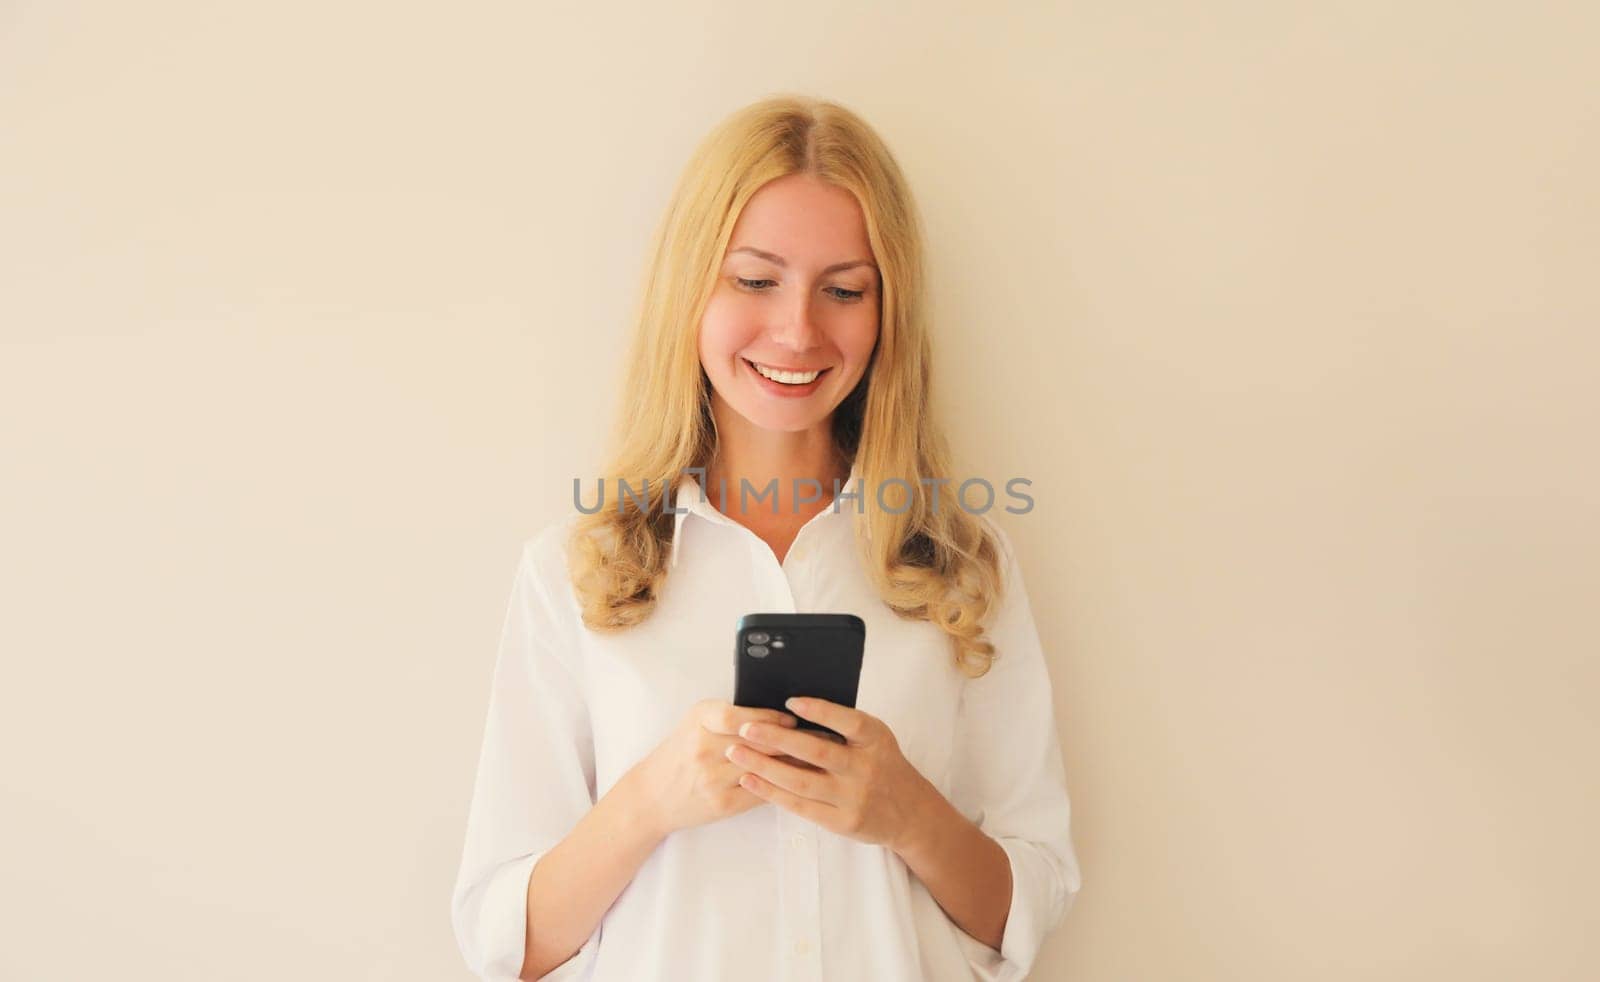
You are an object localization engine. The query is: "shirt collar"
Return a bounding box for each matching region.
[669,462,865,569]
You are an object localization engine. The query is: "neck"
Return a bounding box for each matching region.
[704,397,850,520]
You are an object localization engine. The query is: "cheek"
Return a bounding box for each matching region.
[697,303,745,369]
[839,310,881,363]
[698,294,761,363]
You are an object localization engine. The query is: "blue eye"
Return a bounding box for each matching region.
[827,287,865,301]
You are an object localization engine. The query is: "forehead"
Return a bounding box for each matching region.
[726,173,874,263]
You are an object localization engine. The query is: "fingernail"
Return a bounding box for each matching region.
[781,715,798,727]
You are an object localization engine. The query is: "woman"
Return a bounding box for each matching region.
[451,95,1081,981]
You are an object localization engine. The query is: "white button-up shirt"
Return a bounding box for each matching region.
[451,470,1082,981]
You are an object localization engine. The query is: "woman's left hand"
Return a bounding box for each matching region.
[724,696,936,854]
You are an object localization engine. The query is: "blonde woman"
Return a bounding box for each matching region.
[451,95,1081,981]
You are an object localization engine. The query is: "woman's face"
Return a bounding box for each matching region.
[698,173,881,436]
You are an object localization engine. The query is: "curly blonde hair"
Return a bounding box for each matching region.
[567,94,1006,677]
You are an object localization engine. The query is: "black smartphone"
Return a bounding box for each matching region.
[733,613,866,743]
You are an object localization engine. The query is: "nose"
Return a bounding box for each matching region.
[768,287,823,354]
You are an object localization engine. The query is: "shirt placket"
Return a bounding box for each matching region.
[745,531,825,982]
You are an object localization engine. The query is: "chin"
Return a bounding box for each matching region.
[743,410,826,433]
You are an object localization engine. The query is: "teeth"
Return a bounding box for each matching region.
[751,361,822,385]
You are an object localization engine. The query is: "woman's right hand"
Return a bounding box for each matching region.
[629,699,801,837]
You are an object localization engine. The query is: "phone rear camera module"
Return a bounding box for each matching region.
[747,631,770,644]
[746,644,770,658]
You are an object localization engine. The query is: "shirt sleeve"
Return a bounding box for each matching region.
[451,525,602,981]
[944,520,1083,982]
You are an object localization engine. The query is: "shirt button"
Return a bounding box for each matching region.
[793,939,811,956]
[790,832,806,849]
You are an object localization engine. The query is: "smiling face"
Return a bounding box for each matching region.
[698,173,881,437]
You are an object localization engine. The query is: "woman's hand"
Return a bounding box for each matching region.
[722,697,937,854]
[628,699,800,839]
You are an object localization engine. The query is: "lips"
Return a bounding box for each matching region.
[743,358,830,383]
[742,357,830,397]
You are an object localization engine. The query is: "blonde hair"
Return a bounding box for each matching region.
[567,94,1006,677]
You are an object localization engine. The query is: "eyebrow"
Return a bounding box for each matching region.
[728,246,877,275]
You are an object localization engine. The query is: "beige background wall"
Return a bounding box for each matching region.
[2,2,1595,979]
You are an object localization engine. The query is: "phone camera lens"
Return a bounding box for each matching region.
[747,632,770,644]
[746,644,770,658]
